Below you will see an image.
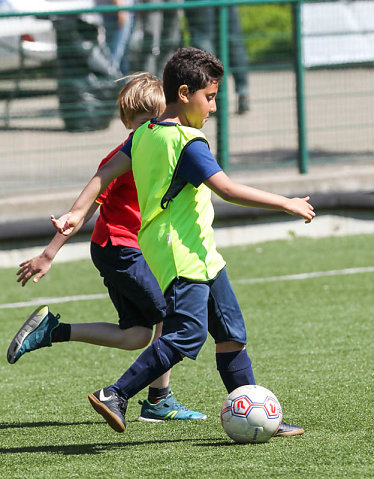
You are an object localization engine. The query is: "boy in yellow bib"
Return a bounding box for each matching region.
[52,47,315,435]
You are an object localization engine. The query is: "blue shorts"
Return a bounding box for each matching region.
[162,268,247,359]
[90,240,166,330]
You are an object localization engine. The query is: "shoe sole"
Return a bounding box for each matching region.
[137,416,165,423]
[7,305,49,364]
[275,427,305,437]
[88,394,126,433]
[137,414,207,422]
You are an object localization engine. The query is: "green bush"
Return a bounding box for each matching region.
[239,4,293,64]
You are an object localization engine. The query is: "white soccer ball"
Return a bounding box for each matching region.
[220,385,282,444]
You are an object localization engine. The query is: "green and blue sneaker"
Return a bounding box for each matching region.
[7,305,60,364]
[138,392,207,422]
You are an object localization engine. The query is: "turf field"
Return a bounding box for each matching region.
[0,235,373,478]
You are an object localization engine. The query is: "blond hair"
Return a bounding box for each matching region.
[117,72,165,127]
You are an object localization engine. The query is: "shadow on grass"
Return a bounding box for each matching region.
[0,420,235,454]
[0,437,231,456]
[0,420,103,429]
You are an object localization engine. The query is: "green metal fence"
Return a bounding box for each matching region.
[0,0,373,198]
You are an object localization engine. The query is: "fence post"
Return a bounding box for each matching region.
[293,0,308,174]
[217,3,229,171]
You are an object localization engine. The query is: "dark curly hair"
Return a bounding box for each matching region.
[163,47,224,104]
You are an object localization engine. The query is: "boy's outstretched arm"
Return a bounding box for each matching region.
[205,171,315,223]
[51,150,131,235]
[17,203,99,286]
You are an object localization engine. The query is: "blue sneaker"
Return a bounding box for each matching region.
[138,392,207,422]
[7,305,60,364]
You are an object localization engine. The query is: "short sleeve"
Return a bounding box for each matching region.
[178,140,222,187]
[120,135,133,158]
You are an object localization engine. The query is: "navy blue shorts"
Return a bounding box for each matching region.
[162,268,247,359]
[90,240,166,330]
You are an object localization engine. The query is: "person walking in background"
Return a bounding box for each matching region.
[52,10,120,131]
[184,1,250,114]
[129,0,182,77]
[95,0,135,76]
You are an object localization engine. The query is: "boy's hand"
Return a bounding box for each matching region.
[16,254,52,287]
[283,196,315,223]
[50,213,78,235]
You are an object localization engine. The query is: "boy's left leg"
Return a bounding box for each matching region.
[215,343,304,437]
[207,269,255,391]
[215,343,256,392]
[210,268,304,437]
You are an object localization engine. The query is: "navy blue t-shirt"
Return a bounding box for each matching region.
[120,121,222,187]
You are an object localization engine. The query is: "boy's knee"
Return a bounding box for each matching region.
[138,328,153,348]
[153,338,183,369]
[215,341,245,354]
[152,322,163,342]
[137,333,153,349]
[121,326,153,350]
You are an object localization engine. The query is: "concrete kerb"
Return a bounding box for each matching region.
[1,161,374,226]
[1,161,374,268]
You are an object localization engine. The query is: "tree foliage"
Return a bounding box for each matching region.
[239,4,293,64]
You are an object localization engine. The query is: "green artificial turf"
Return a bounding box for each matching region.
[0,235,373,478]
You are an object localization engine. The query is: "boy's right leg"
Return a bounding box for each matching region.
[7,305,60,364]
[138,322,206,422]
[88,337,183,431]
[93,244,207,421]
[7,305,205,422]
[70,323,152,350]
[6,306,153,364]
[89,280,211,432]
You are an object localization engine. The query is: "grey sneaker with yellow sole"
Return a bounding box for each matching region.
[275,422,305,437]
[7,305,60,364]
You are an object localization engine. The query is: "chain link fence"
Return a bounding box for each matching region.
[0,0,373,199]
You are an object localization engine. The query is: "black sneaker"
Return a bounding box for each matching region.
[88,387,128,433]
[275,422,305,437]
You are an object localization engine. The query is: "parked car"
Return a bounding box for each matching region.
[0,0,121,132]
[0,0,94,73]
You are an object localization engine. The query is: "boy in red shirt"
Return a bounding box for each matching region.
[7,73,206,422]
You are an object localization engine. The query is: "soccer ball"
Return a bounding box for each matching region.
[220,385,282,444]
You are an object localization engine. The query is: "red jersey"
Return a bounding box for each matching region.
[91,134,141,249]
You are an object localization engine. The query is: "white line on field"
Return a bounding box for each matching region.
[0,294,108,310]
[232,266,374,284]
[0,267,373,310]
